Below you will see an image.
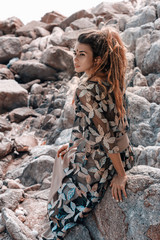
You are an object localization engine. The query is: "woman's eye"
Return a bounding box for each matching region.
[80,53,85,56]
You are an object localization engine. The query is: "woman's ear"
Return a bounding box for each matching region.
[94,56,102,65]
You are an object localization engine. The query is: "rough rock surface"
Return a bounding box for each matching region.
[0,80,28,113]
[0,0,159,239]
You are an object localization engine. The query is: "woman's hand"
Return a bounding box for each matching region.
[57,144,69,159]
[110,174,128,202]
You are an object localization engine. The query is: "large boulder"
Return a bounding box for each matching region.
[0,139,13,158]
[49,27,64,46]
[15,21,48,39]
[82,166,160,240]
[70,18,96,30]
[41,11,66,24]
[2,208,37,240]
[91,1,134,18]
[0,17,24,35]
[126,5,156,29]
[0,189,24,211]
[0,37,22,64]
[40,46,74,77]
[60,10,94,30]
[11,59,56,82]
[8,107,38,123]
[20,156,54,186]
[0,80,28,114]
[121,23,154,52]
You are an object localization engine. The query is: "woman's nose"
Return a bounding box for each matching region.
[74,56,78,62]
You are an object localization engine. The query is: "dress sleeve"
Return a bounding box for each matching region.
[76,82,125,154]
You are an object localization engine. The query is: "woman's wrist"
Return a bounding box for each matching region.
[117,171,127,178]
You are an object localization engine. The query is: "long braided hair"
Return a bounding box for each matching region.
[77,27,127,120]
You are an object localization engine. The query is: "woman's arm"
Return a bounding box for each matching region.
[108,152,128,202]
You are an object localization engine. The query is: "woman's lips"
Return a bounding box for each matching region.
[74,64,80,68]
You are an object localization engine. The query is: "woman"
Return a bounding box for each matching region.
[42,27,134,240]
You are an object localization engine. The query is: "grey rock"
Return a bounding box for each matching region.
[0,67,14,80]
[11,59,56,82]
[40,46,75,77]
[142,40,160,75]
[126,5,156,29]
[60,9,94,30]
[70,18,96,30]
[65,224,91,240]
[2,208,36,240]
[0,140,13,158]
[0,117,12,132]
[0,189,24,211]
[0,37,22,64]
[0,80,28,114]
[93,166,160,240]
[121,23,154,52]
[50,27,64,46]
[20,156,54,186]
[0,17,24,34]
[16,20,48,39]
[8,107,38,123]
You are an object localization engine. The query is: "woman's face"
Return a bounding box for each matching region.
[73,42,94,76]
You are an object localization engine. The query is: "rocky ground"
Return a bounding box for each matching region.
[0,0,160,239]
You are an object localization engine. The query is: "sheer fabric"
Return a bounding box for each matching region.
[42,75,134,240]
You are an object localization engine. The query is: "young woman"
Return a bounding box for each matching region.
[42,27,134,240]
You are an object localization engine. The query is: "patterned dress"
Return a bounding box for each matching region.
[42,75,134,240]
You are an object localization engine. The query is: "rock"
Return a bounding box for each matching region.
[17,196,48,237]
[60,9,94,30]
[30,145,58,159]
[0,189,24,211]
[92,1,133,16]
[0,37,22,64]
[70,18,96,30]
[0,80,28,113]
[50,27,64,46]
[20,156,54,186]
[11,59,56,82]
[30,83,43,94]
[0,67,15,80]
[128,86,160,105]
[15,20,48,39]
[41,11,66,24]
[121,23,154,52]
[0,139,13,158]
[0,117,12,132]
[157,2,160,18]
[4,179,23,189]
[40,46,75,77]
[1,208,37,240]
[41,114,56,130]
[0,17,24,35]
[34,27,50,37]
[154,18,160,30]
[135,34,151,72]
[55,128,72,146]
[134,146,160,168]
[126,91,153,146]
[14,135,38,152]
[126,5,156,29]
[20,79,41,91]
[65,224,91,240]
[91,166,160,240]
[8,107,38,123]
[29,94,44,109]
[142,40,160,75]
